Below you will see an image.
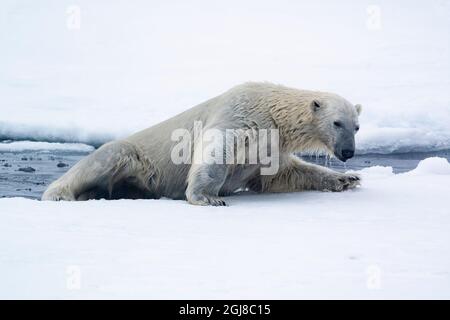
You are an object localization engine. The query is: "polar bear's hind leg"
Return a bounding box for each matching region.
[41,140,156,201]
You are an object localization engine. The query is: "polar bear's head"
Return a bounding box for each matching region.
[310,95,361,162]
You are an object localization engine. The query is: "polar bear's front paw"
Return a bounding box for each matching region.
[41,186,76,201]
[187,193,227,206]
[322,173,360,192]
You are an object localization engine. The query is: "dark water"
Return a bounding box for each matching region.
[1,149,449,199]
[0,150,88,199]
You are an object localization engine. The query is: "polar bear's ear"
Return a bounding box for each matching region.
[311,99,321,112]
[355,104,362,115]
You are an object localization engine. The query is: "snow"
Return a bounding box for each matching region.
[1,0,450,153]
[1,157,449,299]
[0,141,94,152]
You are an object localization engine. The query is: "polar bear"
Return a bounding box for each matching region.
[42,82,361,206]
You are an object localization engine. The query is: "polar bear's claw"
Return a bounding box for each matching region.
[323,173,360,192]
[187,194,227,206]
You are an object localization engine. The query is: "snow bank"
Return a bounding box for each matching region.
[0,141,94,152]
[0,122,117,148]
[356,127,450,154]
[1,157,450,299]
[407,157,450,175]
[1,0,449,154]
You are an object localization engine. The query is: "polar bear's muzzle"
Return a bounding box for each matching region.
[335,148,355,162]
[334,133,356,162]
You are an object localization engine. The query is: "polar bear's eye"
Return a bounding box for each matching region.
[355,125,360,132]
[333,121,342,128]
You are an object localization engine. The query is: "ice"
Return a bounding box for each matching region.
[356,126,450,154]
[0,122,116,148]
[354,165,394,178]
[1,0,449,154]
[0,141,94,152]
[406,157,450,175]
[1,157,450,299]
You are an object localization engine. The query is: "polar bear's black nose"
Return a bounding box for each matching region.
[342,149,354,160]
